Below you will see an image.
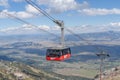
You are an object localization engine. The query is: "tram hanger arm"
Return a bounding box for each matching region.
[53,20,64,28]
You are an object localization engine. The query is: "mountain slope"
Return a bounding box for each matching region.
[94,66,120,80]
[0,60,62,80]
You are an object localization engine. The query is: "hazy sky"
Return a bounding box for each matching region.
[0,0,120,34]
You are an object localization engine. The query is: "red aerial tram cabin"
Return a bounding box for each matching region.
[46,47,71,61]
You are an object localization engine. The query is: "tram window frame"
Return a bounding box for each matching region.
[47,49,62,57]
[62,48,71,55]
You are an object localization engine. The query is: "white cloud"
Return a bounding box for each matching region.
[78,8,120,16]
[0,24,52,35]
[25,4,39,14]
[0,0,89,19]
[48,0,79,13]
[15,11,33,18]
[38,25,50,30]
[0,4,41,19]
[15,0,86,13]
[0,0,9,7]
[1,22,120,35]
[0,26,33,35]
[52,26,60,30]
[110,22,120,27]
[0,27,19,32]
[37,0,89,13]
[67,22,120,34]
[22,24,34,30]
[0,10,34,19]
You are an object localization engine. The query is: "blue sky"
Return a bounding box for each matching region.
[0,0,120,34]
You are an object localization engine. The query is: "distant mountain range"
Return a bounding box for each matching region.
[1,31,120,42]
[66,31,120,41]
